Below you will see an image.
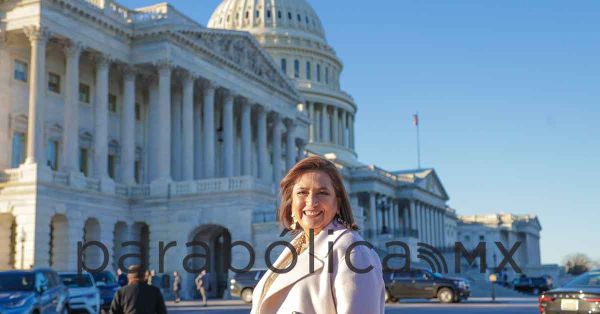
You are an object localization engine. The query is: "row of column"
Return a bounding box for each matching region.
[366,193,409,236]
[410,200,447,248]
[20,27,301,186]
[306,101,355,149]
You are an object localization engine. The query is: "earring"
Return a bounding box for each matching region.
[336,212,346,225]
[291,214,298,230]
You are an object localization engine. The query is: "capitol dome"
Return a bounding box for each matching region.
[208,0,326,43]
[209,0,360,165]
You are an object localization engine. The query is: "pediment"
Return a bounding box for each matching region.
[416,170,449,200]
[177,28,300,100]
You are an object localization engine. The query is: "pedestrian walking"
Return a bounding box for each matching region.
[195,270,208,307]
[109,265,167,314]
[172,271,181,303]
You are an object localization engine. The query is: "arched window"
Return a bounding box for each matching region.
[297,14,301,22]
[294,60,300,78]
[267,10,271,18]
[278,11,282,19]
[281,59,287,74]
[288,12,292,20]
[325,67,329,84]
[306,61,311,80]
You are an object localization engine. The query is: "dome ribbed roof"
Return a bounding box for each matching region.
[208,0,326,43]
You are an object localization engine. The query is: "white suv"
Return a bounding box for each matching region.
[59,272,101,314]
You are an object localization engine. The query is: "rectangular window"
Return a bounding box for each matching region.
[288,12,292,20]
[48,72,61,93]
[135,103,142,121]
[108,94,117,112]
[267,10,272,18]
[278,11,282,19]
[46,140,59,171]
[134,160,141,184]
[317,64,321,82]
[325,67,329,84]
[281,59,287,74]
[14,60,28,82]
[294,60,300,79]
[256,10,259,17]
[79,148,89,176]
[79,84,90,103]
[11,133,25,168]
[108,155,116,179]
[306,62,312,80]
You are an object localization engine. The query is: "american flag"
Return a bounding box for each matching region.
[413,114,419,126]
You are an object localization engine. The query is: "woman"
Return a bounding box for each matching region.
[251,156,385,314]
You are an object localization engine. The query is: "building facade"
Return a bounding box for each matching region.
[0,0,542,298]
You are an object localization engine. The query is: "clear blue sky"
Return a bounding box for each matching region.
[119,0,600,265]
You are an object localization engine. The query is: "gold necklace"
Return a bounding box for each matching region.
[294,233,308,255]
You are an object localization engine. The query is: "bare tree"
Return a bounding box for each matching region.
[563,253,594,275]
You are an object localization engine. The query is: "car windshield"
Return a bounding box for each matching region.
[565,272,600,288]
[92,272,116,285]
[60,274,94,288]
[0,273,35,291]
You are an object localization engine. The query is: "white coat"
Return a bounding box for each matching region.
[251,219,385,314]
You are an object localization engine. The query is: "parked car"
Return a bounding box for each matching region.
[513,275,553,294]
[538,269,600,314]
[0,268,70,314]
[59,272,101,314]
[383,268,470,303]
[90,271,120,312]
[230,269,267,303]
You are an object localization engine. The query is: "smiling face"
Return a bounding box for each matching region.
[291,171,339,236]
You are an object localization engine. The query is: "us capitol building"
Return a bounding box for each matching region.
[0,0,545,297]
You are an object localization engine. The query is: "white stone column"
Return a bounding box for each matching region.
[120,66,136,185]
[241,101,252,176]
[369,193,377,234]
[257,106,268,180]
[332,106,339,145]
[307,102,315,143]
[285,119,296,170]
[156,61,172,181]
[296,139,305,162]
[93,54,110,179]
[341,110,348,148]
[272,113,282,183]
[323,105,331,143]
[315,104,321,142]
[223,92,235,177]
[350,113,355,149]
[181,72,195,181]
[392,199,399,234]
[171,87,182,181]
[23,26,50,165]
[62,41,83,173]
[409,201,417,233]
[193,88,203,180]
[202,82,216,178]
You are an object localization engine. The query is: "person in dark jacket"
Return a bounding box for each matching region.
[110,265,167,314]
[117,268,128,287]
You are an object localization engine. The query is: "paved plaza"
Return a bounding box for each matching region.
[165,297,538,314]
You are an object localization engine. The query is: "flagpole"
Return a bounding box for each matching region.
[414,112,421,169]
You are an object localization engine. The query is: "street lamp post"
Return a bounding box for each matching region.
[378,199,391,234]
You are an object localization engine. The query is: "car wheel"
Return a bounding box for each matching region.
[437,287,455,304]
[241,288,254,304]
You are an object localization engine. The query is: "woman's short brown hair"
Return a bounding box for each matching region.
[278,156,358,232]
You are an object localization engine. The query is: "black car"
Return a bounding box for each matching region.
[538,270,600,314]
[0,268,70,314]
[229,269,266,303]
[91,271,120,312]
[383,268,470,304]
[513,275,553,294]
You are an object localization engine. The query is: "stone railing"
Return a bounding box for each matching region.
[131,3,201,27]
[1,166,275,199]
[351,165,414,185]
[169,176,274,197]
